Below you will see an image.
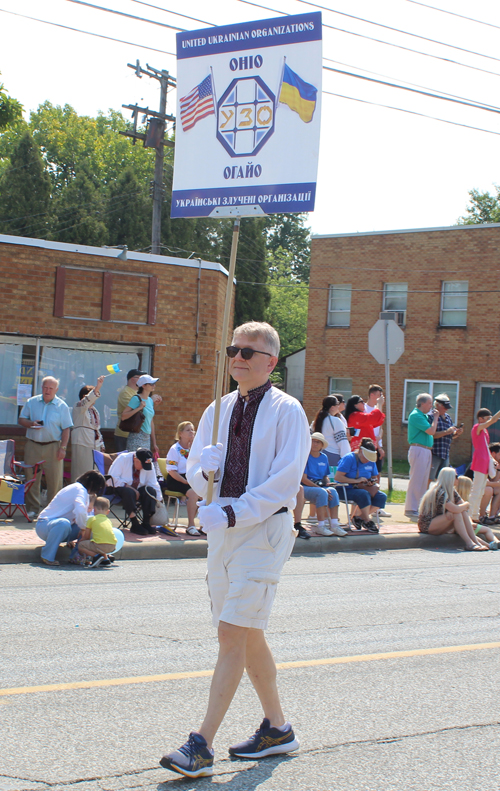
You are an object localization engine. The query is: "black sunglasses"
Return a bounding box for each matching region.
[226,345,272,360]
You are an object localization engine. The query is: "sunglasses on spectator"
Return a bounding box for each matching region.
[226,346,272,360]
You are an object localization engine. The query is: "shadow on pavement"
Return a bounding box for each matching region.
[156,753,298,788]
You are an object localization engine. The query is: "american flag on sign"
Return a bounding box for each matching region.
[180,75,215,132]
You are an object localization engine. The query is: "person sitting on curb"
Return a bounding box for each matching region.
[301,433,346,537]
[418,467,489,551]
[455,476,500,549]
[77,496,118,567]
[334,438,387,533]
[106,448,162,535]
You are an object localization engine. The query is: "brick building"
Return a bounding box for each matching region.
[0,234,233,460]
[304,222,500,465]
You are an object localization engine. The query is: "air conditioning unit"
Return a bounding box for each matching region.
[379,310,406,328]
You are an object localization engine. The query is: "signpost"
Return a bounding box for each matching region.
[368,319,405,492]
[171,13,322,501]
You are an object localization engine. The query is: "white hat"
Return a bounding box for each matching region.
[311,432,329,450]
[137,374,159,386]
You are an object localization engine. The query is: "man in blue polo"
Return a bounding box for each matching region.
[19,376,73,517]
[404,393,439,520]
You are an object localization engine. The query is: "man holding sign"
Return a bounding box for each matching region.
[160,322,310,778]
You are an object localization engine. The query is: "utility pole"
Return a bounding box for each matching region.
[120,60,176,255]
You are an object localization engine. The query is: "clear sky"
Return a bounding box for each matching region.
[1,0,500,235]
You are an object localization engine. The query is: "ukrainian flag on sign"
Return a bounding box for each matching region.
[279,64,317,123]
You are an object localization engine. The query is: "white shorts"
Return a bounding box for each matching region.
[206,511,296,631]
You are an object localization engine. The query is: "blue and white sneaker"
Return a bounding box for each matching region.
[160,732,214,778]
[228,718,299,758]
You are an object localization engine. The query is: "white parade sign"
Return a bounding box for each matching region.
[368,319,405,365]
[171,12,322,219]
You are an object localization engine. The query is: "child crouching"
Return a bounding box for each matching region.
[78,496,117,566]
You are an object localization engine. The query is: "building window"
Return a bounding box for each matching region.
[440,281,468,327]
[383,282,408,312]
[329,377,352,403]
[0,334,152,428]
[403,380,459,423]
[327,285,351,327]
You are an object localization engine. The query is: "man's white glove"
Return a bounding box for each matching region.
[200,442,223,474]
[198,502,228,533]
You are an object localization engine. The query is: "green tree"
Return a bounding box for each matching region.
[0,131,51,238]
[107,167,151,250]
[458,187,500,225]
[263,212,311,282]
[265,247,308,359]
[0,75,22,131]
[50,165,107,246]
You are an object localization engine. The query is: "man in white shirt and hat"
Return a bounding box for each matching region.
[160,321,310,779]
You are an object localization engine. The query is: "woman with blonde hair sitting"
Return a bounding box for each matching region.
[418,467,488,551]
[165,421,200,536]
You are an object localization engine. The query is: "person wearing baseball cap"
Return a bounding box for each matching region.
[334,438,388,532]
[114,369,147,452]
[429,393,463,482]
[107,447,162,535]
[121,374,160,455]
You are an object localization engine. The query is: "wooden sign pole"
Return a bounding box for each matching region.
[206,216,241,504]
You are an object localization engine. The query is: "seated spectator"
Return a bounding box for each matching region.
[302,433,346,537]
[455,475,500,548]
[77,496,117,567]
[35,470,106,566]
[107,448,162,536]
[418,467,488,551]
[334,438,387,533]
[311,396,351,467]
[165,421,201,537]
[345,394,385,452]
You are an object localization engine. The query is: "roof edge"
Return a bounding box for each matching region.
[311,222,500,240]
[0,234,230,277]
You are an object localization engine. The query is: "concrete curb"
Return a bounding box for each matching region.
[0,532,469,564]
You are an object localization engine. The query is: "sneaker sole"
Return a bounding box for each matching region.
[229,737,300,759]
[159,756,214,777]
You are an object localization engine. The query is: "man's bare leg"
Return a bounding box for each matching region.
[245,628,285,727]
[198,622,248,748]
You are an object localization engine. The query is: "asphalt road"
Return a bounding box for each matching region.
[1,548,499,791]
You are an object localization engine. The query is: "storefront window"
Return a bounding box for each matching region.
[0,336,152,429]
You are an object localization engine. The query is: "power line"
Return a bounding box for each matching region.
[63,0,184,32]
[405,0,500,32]
[322,89,500,137]
[237,0,500,80]
[322,56,500,113]
[294,0,500,64]
[323,65,500,116]
[129,0,214,27]
[0,8,176,56]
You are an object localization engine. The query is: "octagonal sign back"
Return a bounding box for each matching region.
[217,76,275,158]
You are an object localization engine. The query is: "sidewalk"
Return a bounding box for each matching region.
[0,501,477,564]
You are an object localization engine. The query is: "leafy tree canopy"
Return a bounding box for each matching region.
[0,75,22,132]
[458,187,500,225]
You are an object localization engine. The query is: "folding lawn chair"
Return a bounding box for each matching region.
[0,440,43,523]
[92,449,139,529]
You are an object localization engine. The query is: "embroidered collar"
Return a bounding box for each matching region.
[237,379,272,404]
